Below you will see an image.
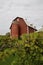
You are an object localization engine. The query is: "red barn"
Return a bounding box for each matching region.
[10,17,37,38]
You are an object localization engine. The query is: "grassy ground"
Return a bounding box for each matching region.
[0,55,15,65]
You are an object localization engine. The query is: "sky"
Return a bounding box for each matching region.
[0,0,43,34]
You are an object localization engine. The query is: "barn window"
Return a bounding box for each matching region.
[17,18,19,21]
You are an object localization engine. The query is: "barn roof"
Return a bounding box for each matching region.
[13,17,23,21]
[10,17,37,31]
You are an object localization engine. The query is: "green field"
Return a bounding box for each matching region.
[0,32,43,65]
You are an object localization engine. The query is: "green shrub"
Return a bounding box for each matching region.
[0,32,43,65]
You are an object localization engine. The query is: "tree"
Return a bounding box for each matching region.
[6,32,10,37]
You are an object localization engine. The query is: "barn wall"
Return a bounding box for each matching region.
[15,18,27,35]
[29,27,34,33]
[10,23,19,38]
